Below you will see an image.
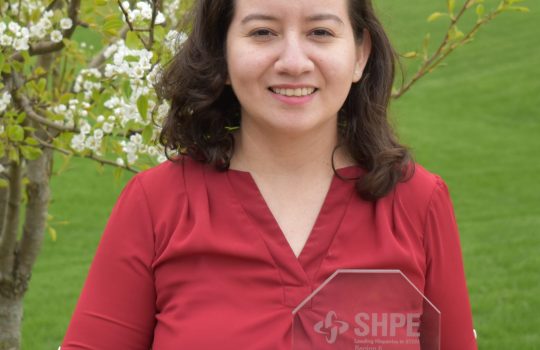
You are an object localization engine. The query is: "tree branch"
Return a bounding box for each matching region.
[0,160,22,282]
[148,0,161,48]
[15,92,79,134]
[38,140,138,174]
[117,1,150,49]
[16,147,52,288]
[390,0,520,100]
[10,0,81,60]
[0,158,10,247]
[88,25,129,69]
[8,71,79,135]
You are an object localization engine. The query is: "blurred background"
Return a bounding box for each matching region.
[19,0,539,349]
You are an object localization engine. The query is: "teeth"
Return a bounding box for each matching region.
[271,87,316,97]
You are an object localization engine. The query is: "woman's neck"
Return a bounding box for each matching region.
[229,124,355,179]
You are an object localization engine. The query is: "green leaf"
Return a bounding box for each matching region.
[448,0,456,14]
[94,0,107,5]
[48,226,57,242]
[449,25,465,40]
[34,66,47,76]
[476,4,485,18]
[7,125,25,142]
[506,6,530,12]
[21,51,31,63]
[423,33,431,60]
[427,12,445,22]
[2,59,11,73]
[113,166,124,181]
[16,112,26,123]
[102,16,123,36]
[402,51,418,58]
[0,141,4,157]
[153,26,166,43]
[24,137,39,146]
[0,179,8,188]
[122,80,132,98]
[8,147,19,163]
[137,95,148,119]
[0,53,4,72]
[20,145,42,160]
[38,78,47,93]
[142,124,154,143]
[125,31,140,49]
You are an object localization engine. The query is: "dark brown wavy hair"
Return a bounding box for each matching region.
[156,0,414,201]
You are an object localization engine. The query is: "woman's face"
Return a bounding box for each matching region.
[225,0,371,138]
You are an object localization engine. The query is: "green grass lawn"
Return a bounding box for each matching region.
[20,1,540,349]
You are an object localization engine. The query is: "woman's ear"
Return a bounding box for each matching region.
[353,29,372,83]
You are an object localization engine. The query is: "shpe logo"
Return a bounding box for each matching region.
[313,311,349,344]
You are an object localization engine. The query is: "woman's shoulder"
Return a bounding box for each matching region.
[397,163,445,199]
[391,162,450,225]
[122,155,210,213]
[135,155,205,189]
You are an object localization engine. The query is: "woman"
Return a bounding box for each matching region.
[61,0,478,349]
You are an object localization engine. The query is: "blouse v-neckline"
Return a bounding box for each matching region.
[225,166,362,286]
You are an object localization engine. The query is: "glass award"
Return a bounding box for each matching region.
[292,269,440,350]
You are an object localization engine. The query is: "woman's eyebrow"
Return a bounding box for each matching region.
[241,14,279,25]
[306,13,344,26]
[240,13,344,26]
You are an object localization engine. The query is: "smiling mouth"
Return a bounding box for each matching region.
[269,87,318,97]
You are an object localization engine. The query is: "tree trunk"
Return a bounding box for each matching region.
[0,294,22,350]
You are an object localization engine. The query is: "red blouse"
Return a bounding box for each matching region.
[61,156,477,349]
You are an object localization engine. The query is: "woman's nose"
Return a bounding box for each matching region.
[274,35,315,76]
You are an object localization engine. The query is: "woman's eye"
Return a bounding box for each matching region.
[250,29,275,38]
[311,29,333,37]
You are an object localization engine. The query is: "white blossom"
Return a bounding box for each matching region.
[60,18,73,30]
[155,13,166,25]
[157,154,167,163]
[0,34,13,46]
[103,43,118,59]
[70,134,85,152]
[13,38,29,51]
[127,152,138,164]
[116,158,125,166]
[19,27,30,39]
[41,18,53,30]
[50,30,63,43]
[80,121,91,135]
[0,91,12,113]
[94,129,104,140]
[103,122,114,133]
[130,133,142,145]
[8,21,21,34]
[30,23,47,39]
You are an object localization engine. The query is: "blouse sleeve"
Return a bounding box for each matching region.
[61,175,156,349]
[423,176,478,350]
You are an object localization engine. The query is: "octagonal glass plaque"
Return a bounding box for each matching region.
[292,269,440,350]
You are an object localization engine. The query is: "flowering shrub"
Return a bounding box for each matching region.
[0,0,191,182]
